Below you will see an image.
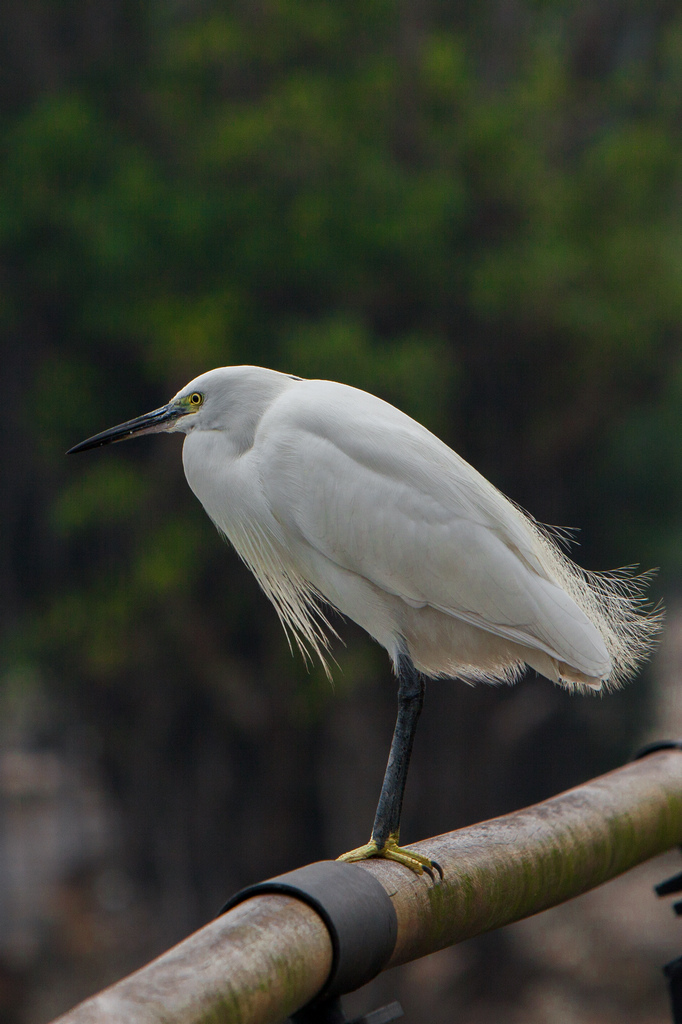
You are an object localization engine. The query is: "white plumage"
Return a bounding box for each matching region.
[69,364,661,873]
[177,366,657,692]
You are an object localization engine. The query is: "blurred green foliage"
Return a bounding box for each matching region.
[1,0,681,912]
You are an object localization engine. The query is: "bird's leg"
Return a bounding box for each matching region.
[339,654,441,877]
[371,653,424,848]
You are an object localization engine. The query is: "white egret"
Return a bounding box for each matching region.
[68,366,661,875]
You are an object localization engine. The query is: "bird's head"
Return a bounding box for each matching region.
[66,380,212,454]
[67,366,297,455]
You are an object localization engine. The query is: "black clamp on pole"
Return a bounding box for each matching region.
[632,740,682,761]
[221,860,401,1024]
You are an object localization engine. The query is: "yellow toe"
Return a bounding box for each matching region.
[338,835,442,878]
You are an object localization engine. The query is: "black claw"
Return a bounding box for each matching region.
[422,859,443,883]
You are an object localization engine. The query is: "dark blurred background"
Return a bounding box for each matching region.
[1,0,682,1021]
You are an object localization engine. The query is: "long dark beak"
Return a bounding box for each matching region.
[67,403,184,454]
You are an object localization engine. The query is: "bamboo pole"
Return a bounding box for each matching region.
[52,748,682,1024]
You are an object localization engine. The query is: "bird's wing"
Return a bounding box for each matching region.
[257,382,610,678]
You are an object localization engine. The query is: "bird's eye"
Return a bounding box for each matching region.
[189,392,204,407]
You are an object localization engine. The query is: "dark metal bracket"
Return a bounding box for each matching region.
[638,741,682,1023]
[656,853,682,1022]
[291,995,404,1024]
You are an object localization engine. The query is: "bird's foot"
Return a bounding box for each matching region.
[338,833,443,880]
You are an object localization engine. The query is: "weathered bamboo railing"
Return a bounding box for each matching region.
[53,747,682,1024]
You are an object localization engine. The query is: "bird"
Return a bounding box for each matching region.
[68,365,661,876]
